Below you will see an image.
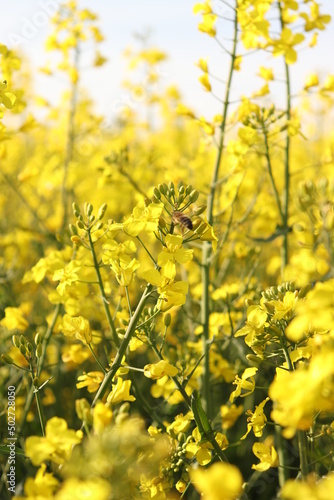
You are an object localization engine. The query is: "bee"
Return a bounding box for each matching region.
[172,211,193,232]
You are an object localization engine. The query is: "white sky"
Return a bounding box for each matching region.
[1,0,334,121]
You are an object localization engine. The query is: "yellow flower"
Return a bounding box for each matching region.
[25,417,83,466]
[252,439,279,472]
[197,57,209,73]
[109,257,140,286]
[220,404,243,430]
[158,234,193,266]
[14,464,59,500]
[76,371,104,393]
[56,478,111,500]
[241,397,269,439]
[199,73,211,92]
[166,412,193,435]
[93,401,113,435]
[0,306,29,331]
[304,73,319,90]
[258,66,274,81]
[281,472,334,500]
[106,377,136,404]
[191,462,243,500]
[61,314,92,344]
[122,202,164,236]
[144,360,178,379]
[234,305,267,351]
[198,14,217,37]
[142,260,188,311]
[271,27,305,65]
[52,260,81,296]
[230,367,258,402]
[0,80,16,109]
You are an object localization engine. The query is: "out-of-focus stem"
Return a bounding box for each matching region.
[201,2,238,419]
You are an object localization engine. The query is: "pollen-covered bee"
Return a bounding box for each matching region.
[172,211,193,231]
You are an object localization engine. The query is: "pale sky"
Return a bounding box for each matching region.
[1,0,334,120]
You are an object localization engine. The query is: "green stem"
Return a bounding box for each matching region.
[91,284,153,406]
[125,286,132,318]
[278,0,291,268]
[201,2,238,419]
[87,229,119,346]
[37,304,62,378]
[61,45,79,233]
[137,235,158,266]
[262,124,284,223]
[88,344,107,373]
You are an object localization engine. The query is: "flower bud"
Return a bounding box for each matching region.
[97,203,107,221]
[71,235,83,246]
[69,223,78,235]
[36,344,43,358]
[12,335,20,348]
[76,220,85,230]
[27,342,33,352]
[72,202,81,215]
[153,187,161,199]
[85,203,93,216]
[19,345,27,356]
[164,313,171,327]
[1,354,14,365]
[33,377,39,387]
[189,190,199,203]
[193,204,207,216]
[19,335,26,345]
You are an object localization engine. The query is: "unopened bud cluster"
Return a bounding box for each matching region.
[70,202,108,245]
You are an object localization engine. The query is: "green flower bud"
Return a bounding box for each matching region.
[168,181,174,191]
[69,223,78,235]
[95,222,104,230]
[85,203,93,216]
[76,220,85,230]
[185,185,192,196]
[189,190,199,203]
[1,354,14,365]
[97,203,107,220]
[72,202,81,215]
[33,377,39,387]
[27,342,33,352]
[164,313,171,327]
[153,187,161,199]
[19,335,26,345]
[19,345,27,356]
[246,354,262,366]
[36,344,43,358]
[12,335,20,348]
[152,195,160,204]
[193,204,207,216]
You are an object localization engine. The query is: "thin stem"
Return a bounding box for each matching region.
[262,124,284,223]
[278,0,291,268]
[125,286,132,318]
[37,304,62,378]
[88,344,107,373]
[87,229,119,346]
[137,235,158,266]
[201,1,238,419]
[91,284,153,407]
[61,45,79,233]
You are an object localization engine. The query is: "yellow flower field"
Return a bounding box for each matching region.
[1,1,334,499]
